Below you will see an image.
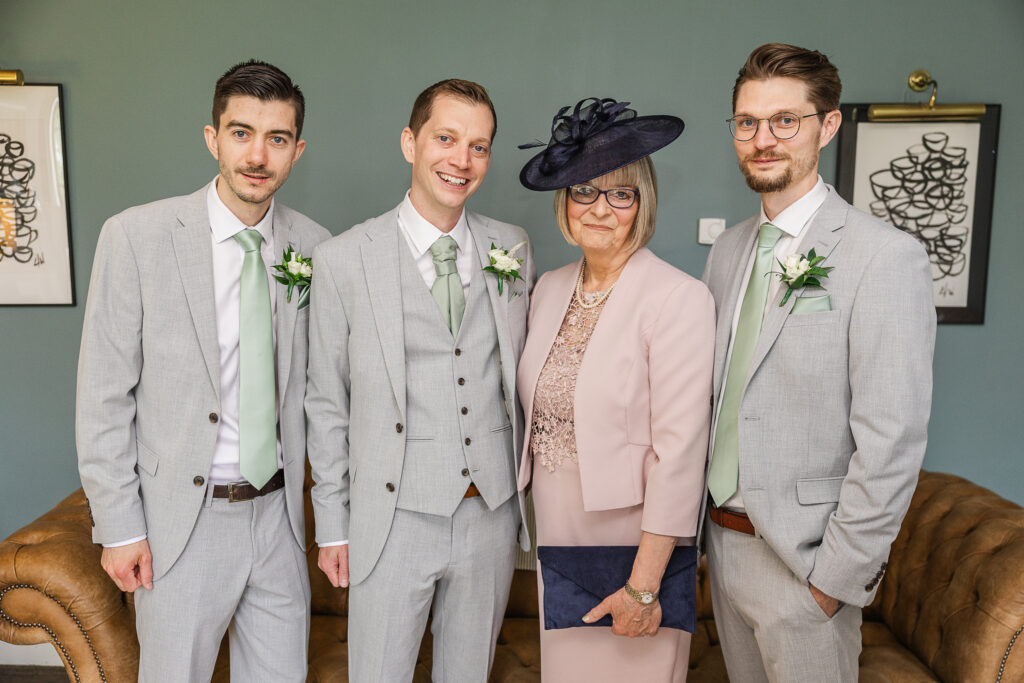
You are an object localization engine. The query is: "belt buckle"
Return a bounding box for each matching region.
[226,482,249,503]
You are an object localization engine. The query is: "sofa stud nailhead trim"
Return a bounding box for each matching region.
[0,582,107,683]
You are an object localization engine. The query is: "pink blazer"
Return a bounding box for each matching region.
[516,247,715,538]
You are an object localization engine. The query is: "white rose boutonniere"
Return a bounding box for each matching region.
[482,241,526,298]
[272,247,313,309]
[773,248,832,306]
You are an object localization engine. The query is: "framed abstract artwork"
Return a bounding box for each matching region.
[0,83,75,305]
[835,103,1000,323]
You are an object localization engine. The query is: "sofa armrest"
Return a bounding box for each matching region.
[0,489,139,682]
[870,470,1024,683]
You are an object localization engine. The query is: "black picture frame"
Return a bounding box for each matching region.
[835,103,1000,324]
[0,83,75,306]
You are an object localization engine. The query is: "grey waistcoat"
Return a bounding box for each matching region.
[395,242,516,517]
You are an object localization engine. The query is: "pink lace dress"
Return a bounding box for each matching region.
[529,290,691,681]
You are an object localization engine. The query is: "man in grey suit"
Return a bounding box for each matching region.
[306,78,534,682]
[76,60,329,681]
[700,43,936,681]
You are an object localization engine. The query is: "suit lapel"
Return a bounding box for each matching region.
[713,218,759,398]
[469,214,517,418]
[171,190,221,399]
[361,208,406,419]
[748,190,847,378]
[272,204,297,403]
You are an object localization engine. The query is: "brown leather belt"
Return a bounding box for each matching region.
[213,469,285,502]
[709,503,756,536]
[464,483,480,498]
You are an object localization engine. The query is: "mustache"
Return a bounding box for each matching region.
[237,167,272,177]
[743,151,789,163]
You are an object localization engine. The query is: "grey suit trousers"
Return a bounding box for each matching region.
[706,516,861,682]
[134,489,311,683]
[347,496,518,683]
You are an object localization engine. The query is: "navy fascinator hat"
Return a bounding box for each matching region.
[518,97,684,191]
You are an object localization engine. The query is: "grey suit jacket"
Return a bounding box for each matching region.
[700,187,936,607]
[76,186,330,580]
[305,204,535,586]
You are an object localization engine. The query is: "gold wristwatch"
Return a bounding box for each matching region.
[624,580,659,605]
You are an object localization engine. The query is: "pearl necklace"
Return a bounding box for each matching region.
[574,259,616,309]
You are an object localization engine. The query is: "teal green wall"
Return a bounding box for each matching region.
[2,0,1022,539]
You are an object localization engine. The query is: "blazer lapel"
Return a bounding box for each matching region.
[361,208,406,419]
[712,218,759,398]
[272,204,297,403]
[469,215,517,414]
[748,189,847,379]
[171,190,221,399]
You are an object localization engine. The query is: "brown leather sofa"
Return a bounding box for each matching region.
[2,470,1022,682]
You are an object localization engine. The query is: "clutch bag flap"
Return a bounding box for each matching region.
[537,544,697,632]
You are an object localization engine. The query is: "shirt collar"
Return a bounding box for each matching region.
[206,177,274,245]
[398,190,470,257]
[758,176,828,239]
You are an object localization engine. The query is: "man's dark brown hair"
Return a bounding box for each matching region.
[408,79,497,140]
[212,60,306,138]
[733,43,841,119]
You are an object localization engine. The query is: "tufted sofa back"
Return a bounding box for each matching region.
[865,471,1024,682]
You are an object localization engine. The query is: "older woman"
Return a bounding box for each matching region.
[516,98,715,680]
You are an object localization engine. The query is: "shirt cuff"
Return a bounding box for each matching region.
[103,534,147,548]
[319,540,349,547]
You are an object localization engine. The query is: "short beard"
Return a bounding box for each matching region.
[739,147,821,194]
[742,164,793,194]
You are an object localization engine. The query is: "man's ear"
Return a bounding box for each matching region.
[292,138,306,163]
[204,125,219,160]
[818,109,842,150]
[400,127,416,164]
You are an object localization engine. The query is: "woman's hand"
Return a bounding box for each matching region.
[582,587,662,637]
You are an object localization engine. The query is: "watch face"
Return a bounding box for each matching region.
[641,594,654,605]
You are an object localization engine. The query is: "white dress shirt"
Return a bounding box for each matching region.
[397,191,473,292]
[106,179,285,548]
[319,192,474,549]
[717,177,829,511]
[207,178,285,485]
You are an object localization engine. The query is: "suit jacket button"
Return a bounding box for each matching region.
[865,583,873,591]
[396,423,403,433]
[385,482,395,492]
[465,437,471,446]
[458,377,465,386]
[193,476,205,487]
[209,413,219,424]
[461,407,468,415]
[455,348,462,356]
[461,468,470,477]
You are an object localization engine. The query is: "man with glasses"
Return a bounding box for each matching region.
[699,43,936,681]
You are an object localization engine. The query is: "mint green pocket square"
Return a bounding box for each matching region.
[791,294,830,314]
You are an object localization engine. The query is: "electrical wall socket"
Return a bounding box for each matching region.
[698,218,726,245]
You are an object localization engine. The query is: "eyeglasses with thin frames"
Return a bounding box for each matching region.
[568,184,639,209]
[726,111,828,141]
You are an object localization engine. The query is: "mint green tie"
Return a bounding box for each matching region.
[708,223,784,506]
[430,235,465,336]
[233,229,277,489]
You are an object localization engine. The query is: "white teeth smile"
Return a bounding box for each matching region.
[438,172,468,186]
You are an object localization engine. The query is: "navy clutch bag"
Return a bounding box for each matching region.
[536,545,698,632]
